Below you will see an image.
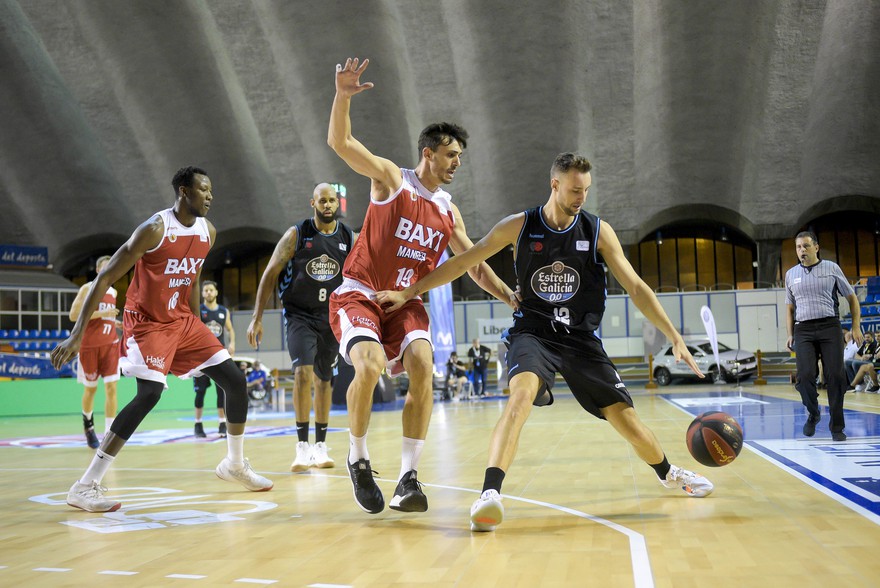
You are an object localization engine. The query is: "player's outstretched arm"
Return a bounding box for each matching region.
[327,57,401,201]
[598,219,704,378]
[247,226,298,349]
[51,215,165,369]
[374,214,524,313]
[448,204,519,309]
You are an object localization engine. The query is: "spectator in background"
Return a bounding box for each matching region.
[69,255,120,449]
[847,330,876,386]
[843,329,858,391]
[446,352,469,401]
[468,338,492,396]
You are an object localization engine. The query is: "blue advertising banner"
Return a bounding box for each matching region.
[0,353,75,379]
[428,251,456,375]
[0,245,50,267]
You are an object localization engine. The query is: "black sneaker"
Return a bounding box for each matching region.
[389,470,428,512]
[218,422,227,437]
[832,431,847,442]
[84,427,99,449]
[347,456,384,514]
[194,422,207,438]
[803,414,820,437]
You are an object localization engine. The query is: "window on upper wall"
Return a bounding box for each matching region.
[631,223,756,292]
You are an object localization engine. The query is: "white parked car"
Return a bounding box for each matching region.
[652,340,757,386]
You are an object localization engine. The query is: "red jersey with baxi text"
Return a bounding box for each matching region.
[341,168,455,292]
[81,287,118,349]
[125,209,211,323]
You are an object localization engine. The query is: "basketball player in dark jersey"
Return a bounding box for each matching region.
[193,280,234,438]
[376,153,714,532]
[52,166,272,513]
[248,183,354,472]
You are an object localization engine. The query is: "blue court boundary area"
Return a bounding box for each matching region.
[747,440,880,518]
[661,390,880,520]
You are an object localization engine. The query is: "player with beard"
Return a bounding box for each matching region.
[52,166,273,513]
[248,183,354,471]
[376,153,714,532]
[193,280,234,438]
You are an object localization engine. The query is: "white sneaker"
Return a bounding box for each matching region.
[660,464,714,497]
[312,441,335,468]
[290,441,312,472]
[215,457,273,491]
[470,489,504,532]
[67,480,121,512]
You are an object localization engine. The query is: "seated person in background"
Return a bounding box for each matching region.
[246,360,274,400]
[446,352,469,401]
[848,331,876,386]
[850,345,880,392]
[843,329,858,391]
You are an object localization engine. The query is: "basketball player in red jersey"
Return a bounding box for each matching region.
[51,166,273,513]
[328,57,517,515]
[69,254,120,449]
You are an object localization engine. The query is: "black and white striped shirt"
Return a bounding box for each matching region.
[784,259,854,321]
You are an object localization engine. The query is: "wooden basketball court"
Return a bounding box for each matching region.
[2,383,879,587]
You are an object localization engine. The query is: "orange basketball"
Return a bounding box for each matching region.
[686,411,743,467]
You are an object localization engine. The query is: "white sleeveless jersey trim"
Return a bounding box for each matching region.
[370,169,455,225]
[144,209,211,254]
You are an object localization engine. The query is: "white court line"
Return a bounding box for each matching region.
[398,479,653,588]
[166,574,207,579]
[33,568,71,572]
[14,467,654,588]
[100,570,138,575]
[308,584,353,588]
[235,579,277,585]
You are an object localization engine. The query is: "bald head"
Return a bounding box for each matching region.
[311,183,340,224]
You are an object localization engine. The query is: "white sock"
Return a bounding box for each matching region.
[399,437,425,480]
[226,433,245,465]
[83,411,93,421]
[219,417,227,424]
[104,417,114,434]
[349,432,369,464]
[80,450,114,485]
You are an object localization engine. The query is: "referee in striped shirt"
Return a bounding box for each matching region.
[785,231,862,441]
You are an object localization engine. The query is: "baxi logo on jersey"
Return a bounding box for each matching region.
[393,217,445,252]
[306,255,340,282]
[531,261,580,303]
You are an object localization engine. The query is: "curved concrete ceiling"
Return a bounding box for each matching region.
[1,0,878,269]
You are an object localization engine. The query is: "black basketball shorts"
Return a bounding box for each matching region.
[505,332,633,419]
[285,313,339,382]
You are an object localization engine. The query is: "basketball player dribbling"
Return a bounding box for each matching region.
[51,166,273,513]
[376,153,714,532]
[327,57,518,514]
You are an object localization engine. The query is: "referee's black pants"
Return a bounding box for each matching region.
[793,317,846,433]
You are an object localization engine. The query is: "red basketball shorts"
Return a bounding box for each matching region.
[119,309,228,387]
[329,289,431,377]
[77,342,120,386]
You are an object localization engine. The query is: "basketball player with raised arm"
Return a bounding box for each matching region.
[376,153,714,531]
[328,57,517,514]
[248,183,354,472]
[51,166,272,513]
